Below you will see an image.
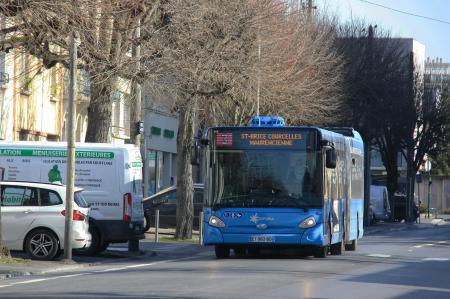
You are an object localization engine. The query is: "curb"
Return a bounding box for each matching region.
[364,219,449,236]
[0,249,157,281]
[0,271,32,280]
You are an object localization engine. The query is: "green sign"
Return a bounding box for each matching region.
[151,126,161,135]
[147,153,156,159]
[0,149,115,159]
[163,129,175,139]
[131,161,143,168]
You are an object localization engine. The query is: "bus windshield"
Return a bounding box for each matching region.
[210,149,322,209]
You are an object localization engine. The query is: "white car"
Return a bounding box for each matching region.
[0,181,91,260]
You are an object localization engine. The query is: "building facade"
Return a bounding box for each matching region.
[0,48,64,142]
[142,108,178,196]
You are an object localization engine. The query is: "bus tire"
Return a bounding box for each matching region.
[313,246,328,258]
[215,245,230,259]
[345,238,357,251]
[330,241,343,255]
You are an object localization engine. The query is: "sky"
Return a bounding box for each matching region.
[317,0,450,62]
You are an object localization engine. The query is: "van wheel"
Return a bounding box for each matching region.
[144,213,151,232]
[25,229,60,260]
[98,241,110,252]
[215,246,230,259]
[75,226,101,256]
[313,246,328,258]
[330,241,343,255]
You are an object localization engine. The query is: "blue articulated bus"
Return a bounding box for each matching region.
[201,116,364,258]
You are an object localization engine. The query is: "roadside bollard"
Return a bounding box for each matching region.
[155,209,159,243]
[199,211,204,245]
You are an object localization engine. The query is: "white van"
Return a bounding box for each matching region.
[0,142,145,254]
[369,185,391,223]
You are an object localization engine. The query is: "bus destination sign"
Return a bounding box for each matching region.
[214,130,307,149]
[240,133,302,146]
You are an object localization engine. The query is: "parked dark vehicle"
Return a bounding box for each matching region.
[392,194,407,221]
[142,184,204,231]
[392,194,419,222]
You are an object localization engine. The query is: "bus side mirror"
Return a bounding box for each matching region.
[326,148,336,169]
[191,141,200,165]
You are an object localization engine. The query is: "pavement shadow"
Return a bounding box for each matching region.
[345,260,450,291]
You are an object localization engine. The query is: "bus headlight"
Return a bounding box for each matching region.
[299,216,316,228]
[209,216,225,228]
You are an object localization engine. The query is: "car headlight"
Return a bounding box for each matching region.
[209,216,225,228]
[299,216,316,228]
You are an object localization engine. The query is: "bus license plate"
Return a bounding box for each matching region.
[250,236,273,243]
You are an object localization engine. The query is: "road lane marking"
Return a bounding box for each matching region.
[422,258,449,261]
[94,267,128,273]
[0,255,200,289]
[437,241,448,244]
[10,278,49,285]
[367,254,392,258]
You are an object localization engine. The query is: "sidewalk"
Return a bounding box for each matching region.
[364,213,450,235]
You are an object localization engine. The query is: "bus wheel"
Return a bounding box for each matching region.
[313,246,328,258]
[215,245,230,259]
[345,238,357,251]
[330,241,343,255]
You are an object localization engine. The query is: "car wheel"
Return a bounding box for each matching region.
[214,245,230,259]
[144,212,151,232]
[25,229,60,260]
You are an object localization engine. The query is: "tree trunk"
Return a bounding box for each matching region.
[406,137,415,222]
[84,77,115,143]
[175,98,197,239]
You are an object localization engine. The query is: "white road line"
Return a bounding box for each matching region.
[56,273,88,278]
[437,241,448,244]
[125,263,160,269]
[94,267,128,273]
[422,258,449,261]
[0,255,200,289]
[413,245,424,248]
[367,254,392,258]
[10,278,49,285]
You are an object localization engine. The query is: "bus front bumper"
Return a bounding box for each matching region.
[203,223,326,246]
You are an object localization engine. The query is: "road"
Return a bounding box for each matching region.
[0,223,449,299]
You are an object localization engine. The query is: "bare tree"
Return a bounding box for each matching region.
[144,0,345,239]
[336,22,411,197]
[0,0,161,142]
[208,4,345,127]
[145,0,267,239]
